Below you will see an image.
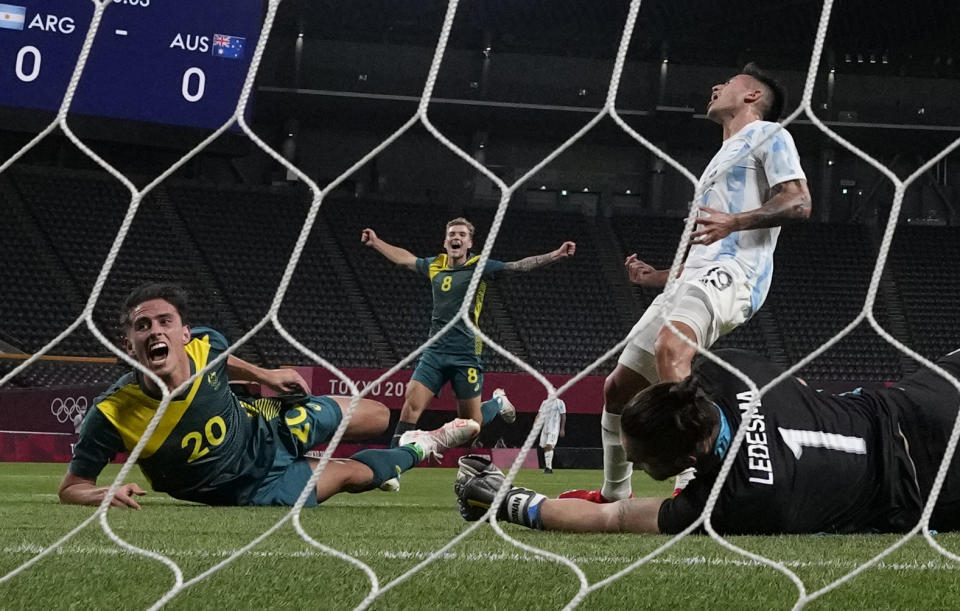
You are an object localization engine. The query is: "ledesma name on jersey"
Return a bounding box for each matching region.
[737,390,774,485]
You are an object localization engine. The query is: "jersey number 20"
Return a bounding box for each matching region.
[182,416,227,463]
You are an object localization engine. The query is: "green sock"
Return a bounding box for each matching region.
[480,397,502,425]
[351,446,420,487]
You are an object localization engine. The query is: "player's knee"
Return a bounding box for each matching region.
[403,386,430,413]
[603,372,634,413]
[403,383,417,401]
[654,329,695,378]
[366,400,390,432]
[402,397,426,417]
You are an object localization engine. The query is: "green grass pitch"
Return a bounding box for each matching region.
[3,462,960,610]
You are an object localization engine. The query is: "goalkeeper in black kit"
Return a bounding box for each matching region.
[457,348,960,535]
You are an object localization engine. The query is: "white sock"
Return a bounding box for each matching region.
[544,449,554,470]
[600,408,632,500]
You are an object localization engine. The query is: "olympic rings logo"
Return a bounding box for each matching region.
[50,396,89,424]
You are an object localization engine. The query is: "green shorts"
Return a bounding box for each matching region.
[411,350,483,399]
[249,395,342,507]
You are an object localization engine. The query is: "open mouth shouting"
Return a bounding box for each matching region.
[147,340,170,366]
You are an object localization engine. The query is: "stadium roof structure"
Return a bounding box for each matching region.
[273,0,960,78]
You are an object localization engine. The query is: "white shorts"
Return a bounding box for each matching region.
[539,418,561,448]
[618,262,754,382]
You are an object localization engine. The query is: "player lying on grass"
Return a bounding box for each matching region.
[457,347,960,534]
[58,282,478,509]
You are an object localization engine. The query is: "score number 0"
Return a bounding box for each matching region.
[12,45,206,104]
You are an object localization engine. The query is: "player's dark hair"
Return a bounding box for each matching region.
[621,376,718,471]
[741,62,786,122]
[119,282,189,330]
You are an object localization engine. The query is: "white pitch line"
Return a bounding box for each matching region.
[0,430,74,436]
[2,544,958,573]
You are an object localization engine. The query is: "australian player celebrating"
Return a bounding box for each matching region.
[59,283,478,508]
[458,347,960,535]
[362,218,575,449]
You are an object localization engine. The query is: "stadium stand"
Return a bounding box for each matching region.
[465,205,627,374]
[321,198,449,361]
[0,174,87,357]
[0,166,928,387]
[168,183,379,368]
[6,166,224,349]
[764,222,904,381]
[891,226,960,363]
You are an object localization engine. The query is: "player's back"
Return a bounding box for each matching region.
[658,350,921,535]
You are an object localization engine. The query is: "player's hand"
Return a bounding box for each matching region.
[690,206,738,245]
[559,430,565,438]
[111,483,147,509]
[625,254,658,286]
[360,228,378,247]
[261,368,311,395]
[553,241,576,259]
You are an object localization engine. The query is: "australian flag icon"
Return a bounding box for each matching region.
[212,34,245,59]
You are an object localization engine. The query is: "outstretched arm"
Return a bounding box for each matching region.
[504,241,576,272]
[691,178,811,245]
[58,471,147,508]
[539,496,664,533]
[361,228,417,270]
[227,355,311,395]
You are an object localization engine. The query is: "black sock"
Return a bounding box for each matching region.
[390,420,417,448]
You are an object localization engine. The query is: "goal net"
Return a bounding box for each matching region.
[2,0,960,609]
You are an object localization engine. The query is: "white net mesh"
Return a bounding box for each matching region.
[3,0,960,608]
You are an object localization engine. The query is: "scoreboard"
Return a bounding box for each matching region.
[0,0,264,129]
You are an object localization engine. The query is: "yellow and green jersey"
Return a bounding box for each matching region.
[69,327,276,505]
[415,253,505,357]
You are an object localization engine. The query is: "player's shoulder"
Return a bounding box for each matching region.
[88,371,140,430]
[707,348,780,367]
[464,254,503,268]
[749,120,797,144]
[94,371,139,405]
[463,254,505,274]
[421,253,446,270]
[190,326,229,350]
[694,349,785,387]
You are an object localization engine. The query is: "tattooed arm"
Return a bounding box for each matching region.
[504,241,576,272]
